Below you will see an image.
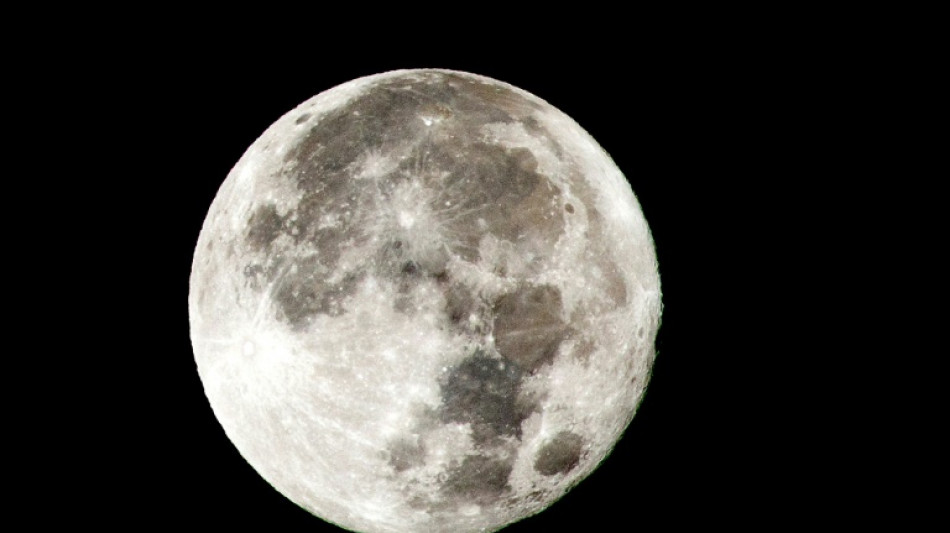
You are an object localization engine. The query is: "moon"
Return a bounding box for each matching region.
[189,69,661,533]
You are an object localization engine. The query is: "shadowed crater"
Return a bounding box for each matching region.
[375,239,449,283]
[493,284,568,373]
[439,350,535,445]
[534,431,584,476]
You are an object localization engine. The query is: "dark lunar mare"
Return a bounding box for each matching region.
[436,349,536,503]
[241,72,565,331]
[492,284,569,373]
[533,431,584,476]
[442,454,515,503]
[439,350,534,445]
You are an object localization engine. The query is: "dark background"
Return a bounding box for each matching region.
[55,34,839,529]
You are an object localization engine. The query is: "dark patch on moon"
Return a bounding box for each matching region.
[422,143,557,262]
[445,283,477,328]
[534,431,584,476]
[442,454,514,502]
[493,284,568,373]
[439,350,535,445]
[564,203,575,214]
[452,73,543,119]
[387,436,426,473]
[431,144,539,211]
[272,257,364,328]
[401,260,420,276]
[246,204,286,251]
[376,238,448,284]
[295,113,311,124]
[571,337,597,365]
[598,259,629,309]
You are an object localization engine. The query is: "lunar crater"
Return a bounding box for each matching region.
[533,431,585,477]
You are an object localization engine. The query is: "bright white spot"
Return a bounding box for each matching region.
[239,163,256,184]
[422,117,433,126]
[460,504,481,516]
[242,341,255,356]
[398,211,415,228]
[319,213,339,229]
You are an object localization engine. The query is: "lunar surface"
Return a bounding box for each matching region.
[189,69,661,533]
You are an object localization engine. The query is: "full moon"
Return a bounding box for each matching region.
[189,69,661,532]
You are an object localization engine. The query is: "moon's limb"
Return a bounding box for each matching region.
[190,69,661,533]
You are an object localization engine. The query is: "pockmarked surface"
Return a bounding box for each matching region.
[190,69,661,533]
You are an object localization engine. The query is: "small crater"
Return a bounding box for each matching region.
[564,203,575,214]
[401,261,420,276]
[534,431,584,476]
[295,113,311,124]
